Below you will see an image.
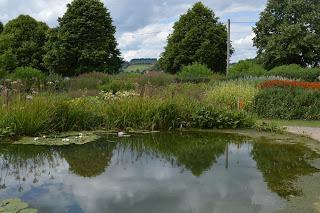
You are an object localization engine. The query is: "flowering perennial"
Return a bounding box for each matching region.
[258,80,320,90]
[99,90,139,101]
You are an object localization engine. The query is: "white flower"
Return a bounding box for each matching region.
[34,137,39,141]
[62,138,70,142]
[118,132,125,137]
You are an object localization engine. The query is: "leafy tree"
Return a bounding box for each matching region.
[229,59,266,78]
[0,50,17,71]
[159,2,229,74]
[253,0,320,70]
[44,0,122,76]
[0,15,49,71]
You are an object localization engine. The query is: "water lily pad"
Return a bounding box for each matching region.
[14,131,100,146]
[0,198,37,213]
[5,201,28,211]
[20,208,38,213]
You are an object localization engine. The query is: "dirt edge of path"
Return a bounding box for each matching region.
[285,126,320,142]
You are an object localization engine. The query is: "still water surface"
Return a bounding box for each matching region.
[0,131,319,213]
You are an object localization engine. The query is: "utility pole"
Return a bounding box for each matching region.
[226,19,231,76]
[225,144,229,169]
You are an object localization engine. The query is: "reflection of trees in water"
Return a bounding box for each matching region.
[0,145,61,192]
[1,132,319,201]
[115,132,320,199]
[114,132,246,176]
[60,141,116,177]
[0,140,117,192]
[251,141,320,199]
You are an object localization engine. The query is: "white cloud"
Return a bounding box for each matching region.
[221,4,264,14]
[232,33,257,62]
[118,22,173,60]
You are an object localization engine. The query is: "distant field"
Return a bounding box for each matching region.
[124,64,153,72]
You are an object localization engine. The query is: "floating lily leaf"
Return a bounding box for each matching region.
[20,208,38,213]
[5,201,28,211]
[0,198,37,213]
[14,131,100,146]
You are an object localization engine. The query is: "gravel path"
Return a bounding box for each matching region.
[285,126,320,142]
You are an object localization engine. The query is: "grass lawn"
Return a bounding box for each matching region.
[263,119,320,128]
[124,64,153,72]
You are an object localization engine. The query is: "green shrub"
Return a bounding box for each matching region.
[0,70,8,80]
[13,67,44,80]
[267,64,320,82]
[100,79,136,93]
[177,63,213,83]
[254,87,320,120]
[229,60,266,78]
[12,67,45,92]
[229,62,320,82]
[193,106,255,129]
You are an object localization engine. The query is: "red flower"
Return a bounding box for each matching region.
[258,80,320,90]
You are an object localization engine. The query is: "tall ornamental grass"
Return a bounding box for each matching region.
[0,94,255,137]
[205,81,258,110]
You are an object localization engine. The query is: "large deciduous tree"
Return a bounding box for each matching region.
[0,15,49,72]
[253,0,320,70]
[159,2,228,74]
[44,0,122,76]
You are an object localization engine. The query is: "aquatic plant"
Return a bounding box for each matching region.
[0,198,37,212]
[14,131,100,146]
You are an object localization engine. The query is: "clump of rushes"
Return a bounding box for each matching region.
[0,94,256,137]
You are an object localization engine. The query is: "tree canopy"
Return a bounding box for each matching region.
[44,0,122,76]
[159,2,228,74]
[253,0,320,70]
[0,15,49,72]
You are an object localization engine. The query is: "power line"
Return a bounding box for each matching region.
[120,31,172,37]
[119,21,257,37]
[229,21,257,24]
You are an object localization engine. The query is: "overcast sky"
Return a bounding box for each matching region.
[0,0,267,62]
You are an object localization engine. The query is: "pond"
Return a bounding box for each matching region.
[0,131,320,213]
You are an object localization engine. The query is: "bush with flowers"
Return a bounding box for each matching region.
[259,80,320,90]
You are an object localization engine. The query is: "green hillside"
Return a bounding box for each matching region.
[124,64,154,72]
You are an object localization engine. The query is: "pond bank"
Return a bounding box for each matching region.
[285,126,320,143]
